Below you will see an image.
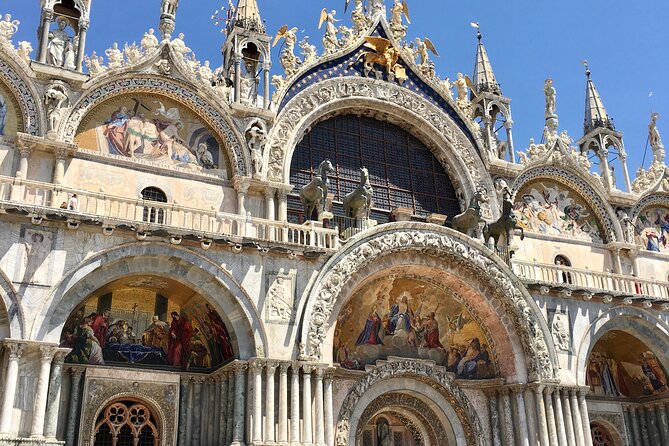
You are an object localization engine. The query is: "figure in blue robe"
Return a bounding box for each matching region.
[0,94,7,137]
[355,311,383,346]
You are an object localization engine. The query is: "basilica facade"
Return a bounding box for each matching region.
[0,1,667,445]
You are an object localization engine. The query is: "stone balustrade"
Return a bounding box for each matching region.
[0,175,339,251]
[511,259,669,303]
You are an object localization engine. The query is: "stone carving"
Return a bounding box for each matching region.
[171,33,191,57]
[198,61,214,85]
[0,57,40,135]
[338,26,355,48]
[273,26,301,78]
[0,14,20,47]
[105,43,124,69]
[44,83,68,135]
[649,112,664,163]
[16,41,33,64]
[454,73,472,116]
[124,42,142,65]
[350,0,368,34]
[336,360,484,446]
[47,17,73,68]
[412,37,438,76]
[389,0,410,41]
[343,167,373,219]
[300,159,335,221]
[304,225,555,380]
[544,78,556,118]
[246,120,266,178]
[85,51,106,76]
[616,208,634,244]
[266,273,295,323]
[141,28,160,53]
[299,37,317,65]
[319,9,339,54]
[551,312,570,351]
[451,187,487,238]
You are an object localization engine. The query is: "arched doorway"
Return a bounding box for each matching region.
[94,400,159,446]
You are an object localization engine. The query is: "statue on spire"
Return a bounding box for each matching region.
[544,79,556,118]
[159,0,179,40]
[650,112,665,165]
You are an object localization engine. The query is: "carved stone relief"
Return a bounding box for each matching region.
[265,272,295,324]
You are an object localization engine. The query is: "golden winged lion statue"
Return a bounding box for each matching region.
[350,36,408,84]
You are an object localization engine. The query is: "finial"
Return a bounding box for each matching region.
[582,59,590,78]
[470,22,481,41]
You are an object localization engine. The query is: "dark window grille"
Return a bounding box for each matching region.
[141,187,167,225]
[289,115,460,224]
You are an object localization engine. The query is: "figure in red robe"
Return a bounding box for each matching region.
[90,310,110,348]
[421,312,445,351]
[205,304,234,361]
[168,312,193,367]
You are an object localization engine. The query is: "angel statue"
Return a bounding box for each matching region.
[351,36,407,84]
[0,14,20,47]
[345,0,368,35]
[273,25,301,78]
[413,37,438,69]
[389,0,410,41]
[319,9,339,54]
[454,72,477,116]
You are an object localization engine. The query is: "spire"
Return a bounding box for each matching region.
[583,62,615,134]
[231,0,265,34]
[472,27,501,96]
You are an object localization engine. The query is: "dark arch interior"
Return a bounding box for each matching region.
[289,115,460,223]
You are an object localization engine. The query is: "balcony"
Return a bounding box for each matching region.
[511,259,669,304]
[0,175,339,252]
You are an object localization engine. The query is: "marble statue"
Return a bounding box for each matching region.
[544,79,556,118]
[338,26,355,48]
[171,33,191,57]
[350,0,368,34]
[16,41,33,64]
[299,37,317,65]
[124,42,142,65]
[440,77,454,101]
[141,29,159,53]
[0,14,20,47]
[63,40,76,70]
[214,78,232,102]
[44,85,68,134]
[413,37,438,69]
[273,26,301,78]
[369,0,385,15]
[105,43,124,68]
[85,51,105,76]
[650,113,664,164]
[300,159,335,221]
[551,315,570,351]
[319,9,339,54]
[343,167,373,219]
[161,0,179,16]
[47,18,71,67]
[196,143,216,169]
[389,0,410,41]
[198,61,214,85]
[239,61,257,105]
[247,121,267,176]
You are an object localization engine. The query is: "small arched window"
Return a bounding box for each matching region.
[590,423,614,446]
[554,255,573,284]
[141,187,167,225]
[94,401,159,446]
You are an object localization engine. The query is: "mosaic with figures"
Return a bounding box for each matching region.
[514,182,603,243]
[0,83,19,141]
[334,276,495,379]
[60,277,235,370]
[634,206,669,253]
[587,330,668,398]
[75,94,226,174]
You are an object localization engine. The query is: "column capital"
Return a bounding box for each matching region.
[192,376,207,384]
[249,358,265,371]
[78,19,90,31]
[54,147,69,160]
[233,177,250,194]
[531,383,546,394]
[17,142,35,157]
[4,340,26,360]
[507,383,526,394]
[542,386,555,396]
[302,364,316,374]
[266,359,279,373]
[324,367,336,382]
[483,388,499,398]
[264,187,277,200]
[314,365,327,379]
[279,361,291,373]
[39,345,58,363]
[69,367,85,379]
[43,9,54,20]
[231,361,248,375]
[577,387,590,398]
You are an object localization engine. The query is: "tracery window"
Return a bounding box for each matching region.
[590,423,614,446]
[94,401,159,446]
[141,187,168,224]
[289,115,460,223]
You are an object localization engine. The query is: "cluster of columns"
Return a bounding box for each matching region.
[0,341,70,440]
[178,359,335,446]
[485,384,594,446]
[623,402,669,446]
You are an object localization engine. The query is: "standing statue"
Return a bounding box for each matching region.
[319,9,339,54]
[16,41,33,64]
[44,85,68,134]
[246,121,266,177]
[273,26,301,78]
[105,43,124,68]
[484,188,524,248]
[649,112,665,165]
[300,159,335,221]
[0,14,20,47]
[196,143,216,169]
[124,42,143,65]
[544,79,556,118]
[198,61,214,84]
[171,33,191,57]
[47,18,71,67]
[349,0,368,34]
[63,41,76,70]
[161,0,179,16]
[343,167,374,219]
[141,29,160,53]
[451,188,488,238]
[389,0,410,41]
[413,37,438,69]
[85,51,106,76]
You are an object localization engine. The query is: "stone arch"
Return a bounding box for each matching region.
[511,165,622,242]
[574,306,669,387]
[0,267,23,339]
[0,48,44,135]
[30,243,267,359]
[61,76,249,177]
[629,192,669,224]
[337,361,486,446]
[300,222,557,381]
[588,419,625,446]
[265,77,496,217]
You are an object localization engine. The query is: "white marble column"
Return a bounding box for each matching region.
[522,388,538,444]
[509,386,529,446]
[64,368,83,446]
[219,373,229,445]
[232,363,248,446]
[552,388,568,446]
[560,389,576,446]
[43,350,68,439]
[487,390,502,446]
[278,362,290,444]
[277,190,288,222]
[31,346,56,437]
[314,367,325,446]
[570,389,585,446]
[185,378,194,446]
[324,369,334,446]
[38,9,53,63]
[544,387,558,446]
[227,371,235,444]
[578,389,593,446]
[302,365,314,445]
[0,342,25,435]
[251,360,264,445]
[266,361,278,443]
[290,363,301,445]
[214,377,222,445]
[499,389,514,446]
[533,386,550,446]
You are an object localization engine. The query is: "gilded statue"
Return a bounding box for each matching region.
[351,36,408,84]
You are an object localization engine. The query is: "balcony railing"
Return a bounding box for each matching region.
[511,259,669,301]
[0,175,339,251]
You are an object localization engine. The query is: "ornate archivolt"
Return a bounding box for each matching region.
[300,222,557,381]
[29,243,267,359]
[264,77,496,216]
[62,75,249,176]
[511,165,622,243]
[0,48,44,135]
[629,192,669,224]
[336,360,485,446]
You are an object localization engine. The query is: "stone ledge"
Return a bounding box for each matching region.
[0,438,64,446]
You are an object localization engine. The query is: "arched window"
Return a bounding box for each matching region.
[554,255,572,284]
[289,115,460,224]
[590,423,614,446]
[94,401,159,446]
[141,187,167,225]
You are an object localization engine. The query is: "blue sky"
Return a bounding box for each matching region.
[4,0,668,176]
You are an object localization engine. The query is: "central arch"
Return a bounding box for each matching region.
[300,223,557,382]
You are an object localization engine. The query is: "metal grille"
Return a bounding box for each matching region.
[362,430,373,446]
[289,115,460,223]
[141,187,167,225]
[394,431,404,446]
